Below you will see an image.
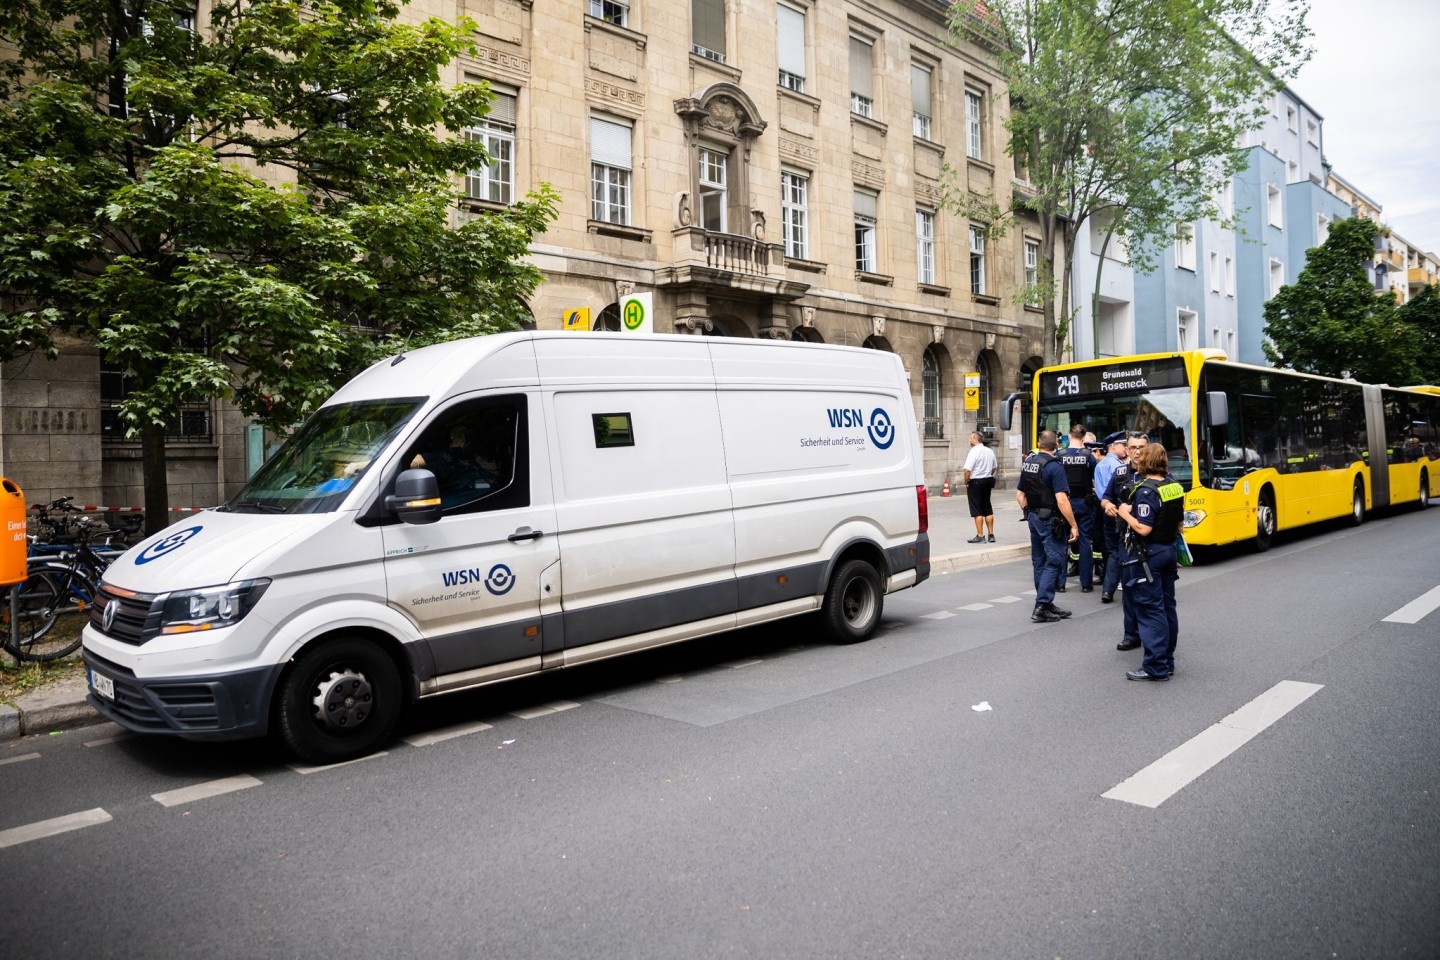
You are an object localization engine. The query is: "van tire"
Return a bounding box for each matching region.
[821,559,884,644]
[276,637,402,764]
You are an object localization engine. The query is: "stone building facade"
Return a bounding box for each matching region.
[0,0,1048,509]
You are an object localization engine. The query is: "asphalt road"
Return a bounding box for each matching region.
[3,507,1438,959]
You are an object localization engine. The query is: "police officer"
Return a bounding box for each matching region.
[1101,431,1149,648]
[1059,424,1097,593]
[1116,442,1183,681]
[1092,431,1128,604]
[1015,430,1079,623]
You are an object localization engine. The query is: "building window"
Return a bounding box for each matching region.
[969,224,987,295]
[1024,239,1041,304]
[101,364,212,443]
[781,169,808,259]
[1306,118,1319,146]
[1211,327,1220,349]
[1177,309,1197,351]
[1287,159,1298,182]
[965,90,983,160]
[1285,105,1297,132]
[1209,251,1220,292]
[777,3,805,92]
[855,189,878,272]
[1227,329,1235,356]
[465,86,516,204]
[921,348,943,439]
[1220,180,1233,218]
[849,34,874,118]
[590,114,632,225]
[698,146,728,231]
[692,0,726,62]
[1269,258,1285,298]
[974,353,992,423]
[911,63,932,140]
[589,0,628,26]
[1175,222,1196,271]
[1267,184,1283,227]
[1316,213,1330,245]
[916,208,935,285]
[1224,256,1235,297]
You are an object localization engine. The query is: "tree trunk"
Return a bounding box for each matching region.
[140,421,170,537]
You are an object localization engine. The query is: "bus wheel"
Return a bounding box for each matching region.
[1421,471,1431,509]
[1348,479,1365,526]
[277,637,402,764]
[821,559,884,644]
[1254,490,1276,553]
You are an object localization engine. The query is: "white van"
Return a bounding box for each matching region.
[82,332,931,762]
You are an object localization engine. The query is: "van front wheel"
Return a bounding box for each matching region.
[821,559,884,644]
[277,637,402,764]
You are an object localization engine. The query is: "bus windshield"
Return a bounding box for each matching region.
[225,398,425,515]
[1035,358,1194,488]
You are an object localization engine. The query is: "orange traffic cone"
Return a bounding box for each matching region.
[941,478,951,498]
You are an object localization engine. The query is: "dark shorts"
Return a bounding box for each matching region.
[966,477,995,517]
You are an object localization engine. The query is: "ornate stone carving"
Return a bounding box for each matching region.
[616,281,634,298]
[986,333,997,350]
[933,325,945,344]
[751,210,766,241]
[473,44,531,75]
[872,316,886,338]
[676,192,692,227]
[801,306,816,326]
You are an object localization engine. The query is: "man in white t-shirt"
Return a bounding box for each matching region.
[962,431,999,543]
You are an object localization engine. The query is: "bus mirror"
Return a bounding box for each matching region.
[999,391,1025,431]
[1206,391,1229,428]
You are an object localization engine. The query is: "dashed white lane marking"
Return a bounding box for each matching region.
[85,733,137,748]
[1383,584,1440,624]
[654,675,683,684]
[922,611,957,620]
[0,808,112,849]
[288,752,389,775]
[990,596,1023,604]
[958,603,993,611]
[727,659,763,669]
[0,752,40,767]
[1103,680,1324,809]
[509,700,580,720]
[403,720,495,747]
[152,775,262,808]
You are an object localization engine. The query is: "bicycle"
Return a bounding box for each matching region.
[2,517,122,662]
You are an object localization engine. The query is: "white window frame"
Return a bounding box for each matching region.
[916,207,936,285]
[911,62,932,140]
[590,114,633,226]
[698,146,728,232]
[1224,256,1235,297]
[692,0,726,63]
[781,168,809,259]
[1316,213,1330,245]
[777,3,806,92]
[1175,222,1196,272]
[849,34,874,118]
[965,89,983,160]
[465,85,517,205]
[589,0,628,27]
[1267,184,1283,227]
[969,224,987,295]
[1285,104,1297,132]
[855,189,878,272]
[1177,308,1197,351]
[1269,258,1285,298]
[1024,239,1039,303]
[1306,118,1319,147]
[1209,251,1220,292]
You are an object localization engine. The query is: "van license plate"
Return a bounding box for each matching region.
[90,670,115,701]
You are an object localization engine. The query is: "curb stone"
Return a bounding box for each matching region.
[0,545,1033,742]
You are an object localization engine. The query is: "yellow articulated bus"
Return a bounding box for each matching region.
[1019,350,1439,550]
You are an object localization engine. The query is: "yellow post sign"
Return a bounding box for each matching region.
[964,372,981,411]
[562,307,591,332]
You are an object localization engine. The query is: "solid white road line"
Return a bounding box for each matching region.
[85,733,137,748]
[152,775,262,808]
[1382,585,1440,624]
[0,808,112,849]
[1103,680,1324,809]
[403,721,495,747]
[509,700,580,720]
[287,752,388,775]
[922,611,957,620]
[0,752,41,767]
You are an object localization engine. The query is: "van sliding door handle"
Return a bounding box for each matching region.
[507,529,544,542]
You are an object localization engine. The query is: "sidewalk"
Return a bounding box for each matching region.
[0,492,1030,741]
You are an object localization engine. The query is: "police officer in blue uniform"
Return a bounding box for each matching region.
[1101,431,1149,648]
[1059,423,1097,593]
[1116,442,1183,681]
[1092,430,1128,601]
[1015,430,1080,623]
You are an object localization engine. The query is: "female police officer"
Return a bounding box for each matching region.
[1115,442,1183,681]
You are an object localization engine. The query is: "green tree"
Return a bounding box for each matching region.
[1262,217,1420,384]
[947,0,1310,363]
[0,0,557,532]
[1396,285,1440,386]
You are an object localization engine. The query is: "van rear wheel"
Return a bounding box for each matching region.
[277,637,402,764]
[821,559,883,644]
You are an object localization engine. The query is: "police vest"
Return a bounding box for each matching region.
[1130,477,1184,542]
[1060,448,1096,500]
[1107,463,1137,503]
[1020,452,1059,512]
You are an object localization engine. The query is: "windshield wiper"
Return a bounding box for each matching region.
[230,499,287,514]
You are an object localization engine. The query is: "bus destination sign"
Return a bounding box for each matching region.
[1040,357,1188,401]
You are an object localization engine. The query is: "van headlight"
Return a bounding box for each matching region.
[159,580,270,635]
[1183,509,1207,528]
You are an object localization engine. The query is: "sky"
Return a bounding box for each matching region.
[1290,0,1440,253]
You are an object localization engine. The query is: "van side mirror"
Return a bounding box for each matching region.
[385,468,442,524]
[998,391,1026,432]
[1206,391,1229,428]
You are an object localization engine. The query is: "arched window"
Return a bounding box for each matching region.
[922,347,944,439]
[975,352,993,424]
[593,303,621,331]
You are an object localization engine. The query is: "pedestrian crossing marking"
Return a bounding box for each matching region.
[989,596,1023,604]
[958,603,993,611]
[922,611,957,620]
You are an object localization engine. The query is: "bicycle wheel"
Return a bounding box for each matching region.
[1,565,93,661]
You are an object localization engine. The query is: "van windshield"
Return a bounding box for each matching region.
[225,398,424,515]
